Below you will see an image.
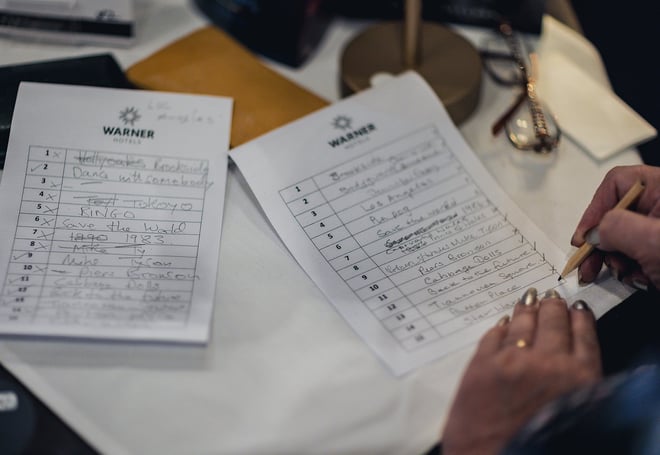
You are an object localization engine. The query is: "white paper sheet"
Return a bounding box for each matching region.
[231,72,628,375]
[537,52,657,161]
[0,82,232,343]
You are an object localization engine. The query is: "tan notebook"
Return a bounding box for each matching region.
[126,26,329,148]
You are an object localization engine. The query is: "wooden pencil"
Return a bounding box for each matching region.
[559,179,645,280]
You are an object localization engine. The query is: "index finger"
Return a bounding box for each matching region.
[572,166,644,246]
[534,297,571,354]
[599,208,660,266]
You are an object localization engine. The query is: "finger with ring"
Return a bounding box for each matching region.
[516,339,530,348]
[500,288,539,349]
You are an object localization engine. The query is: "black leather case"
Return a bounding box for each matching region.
[0,53,134,169]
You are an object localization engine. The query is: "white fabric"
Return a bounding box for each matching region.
[0,3,644,454]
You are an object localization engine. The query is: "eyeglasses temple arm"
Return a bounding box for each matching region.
[491,90,526,136]
[526,53,554,151]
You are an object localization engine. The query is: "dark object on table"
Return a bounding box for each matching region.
[503,363,660,454]
[0,53,134,169]
[324,0,547,34]
[0,364,98,454]
[192,0,331,68]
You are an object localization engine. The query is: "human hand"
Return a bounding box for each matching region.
[441,288,602,455]
[571,164,660,289]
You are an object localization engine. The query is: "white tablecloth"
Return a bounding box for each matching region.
[0,2,643,454]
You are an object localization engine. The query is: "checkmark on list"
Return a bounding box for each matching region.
[0,82,232,343]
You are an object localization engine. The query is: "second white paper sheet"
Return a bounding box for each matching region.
[231,72,627,375]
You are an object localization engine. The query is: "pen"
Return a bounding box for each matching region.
[559,179,646,281]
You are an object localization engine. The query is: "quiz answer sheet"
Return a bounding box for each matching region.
[0,82,232,343]
[231,72,627,375]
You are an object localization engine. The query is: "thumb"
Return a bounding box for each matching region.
[598,209,660,263]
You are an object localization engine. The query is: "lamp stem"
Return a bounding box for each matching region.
[404,0,422,68]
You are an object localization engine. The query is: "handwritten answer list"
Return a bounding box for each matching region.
[0,83,232,342]
[279,125,556,346]
[231,72,603,375]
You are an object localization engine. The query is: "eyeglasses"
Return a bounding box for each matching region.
[481,22,561,153]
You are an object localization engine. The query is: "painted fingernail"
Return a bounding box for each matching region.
[577,268,587,286]
[610,267,620,281]
[520,288,538,306]
[631,279,649,291]
[571,300,591,312]
[585,227,600,246]
[544,289,561,299]
[496,315,510,326]
[604,257,619,281]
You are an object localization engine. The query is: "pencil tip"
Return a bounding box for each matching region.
[558,276,563,282]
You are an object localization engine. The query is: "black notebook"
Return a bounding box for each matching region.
[0,53,134,169]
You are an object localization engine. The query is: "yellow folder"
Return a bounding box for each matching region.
[126,26,329,148]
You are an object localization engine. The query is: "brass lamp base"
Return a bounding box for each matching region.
[340,22,482,125]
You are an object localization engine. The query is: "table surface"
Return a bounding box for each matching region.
[0,1,643,454]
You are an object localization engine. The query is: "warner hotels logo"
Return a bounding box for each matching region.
[328,115,377,148]
[103,107,155,144]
